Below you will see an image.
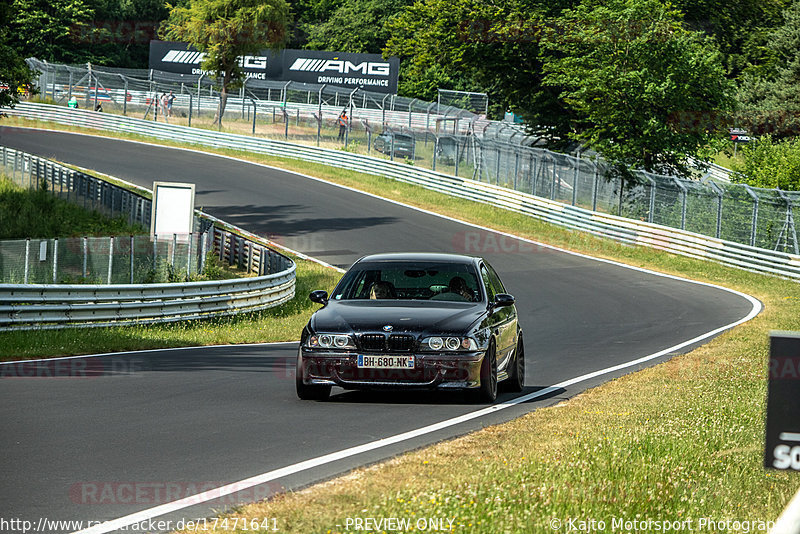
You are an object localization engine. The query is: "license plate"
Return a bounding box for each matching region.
[357,355,415,369]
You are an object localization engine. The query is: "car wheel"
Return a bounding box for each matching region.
[473,342,497,403]
[296,353,331,401]
[503,337,525,393]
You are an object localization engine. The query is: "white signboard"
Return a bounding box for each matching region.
[151,182,195,238]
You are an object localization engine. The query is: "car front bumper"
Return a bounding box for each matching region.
[299,348,485,389]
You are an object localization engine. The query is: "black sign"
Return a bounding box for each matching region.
[765,331,800,471]
[281,49,399,94]
[149,41,399,94]
[149,41,281,80]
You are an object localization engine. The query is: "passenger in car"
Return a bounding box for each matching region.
[448,276,474,301]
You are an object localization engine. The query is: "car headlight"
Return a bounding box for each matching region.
[421,336,477,351]
[307,334,357,350]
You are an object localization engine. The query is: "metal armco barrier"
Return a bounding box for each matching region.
[0,145,296,330]
[6,102,800,280]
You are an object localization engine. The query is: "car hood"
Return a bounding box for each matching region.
[310,300,485,335]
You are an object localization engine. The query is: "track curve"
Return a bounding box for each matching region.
[0,126,757,532]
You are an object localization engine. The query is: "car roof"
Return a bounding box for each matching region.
[354,252,481,265]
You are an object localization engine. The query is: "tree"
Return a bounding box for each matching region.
[304,0,413,54]
[736,0,800,139]
[10,0,95,63]
[541,0,734,178]
[161,0,291,125]
[672,0,788,79]
[1,0,36,108]
[385,0,572,120]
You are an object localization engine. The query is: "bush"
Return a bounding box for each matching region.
[732,135,800,190]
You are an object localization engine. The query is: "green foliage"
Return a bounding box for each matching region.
[161,0,291,123]
[541,0,735,177]
[0,177,145,239]
[731,135,800,190]
[304,0,413,53]
[0,1,35,108]
[674,0,788,79]
[385,0,569,118]
[736,0,800,139]
[10,0,95,63]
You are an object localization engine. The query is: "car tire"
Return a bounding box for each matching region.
[472,342,497,403]
[296,354,331,401]
[502,336,525,393]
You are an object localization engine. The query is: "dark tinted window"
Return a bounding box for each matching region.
[332,261,480,302]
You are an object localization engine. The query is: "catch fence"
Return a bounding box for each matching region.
[0,146,291,285]
[17,59,800,253]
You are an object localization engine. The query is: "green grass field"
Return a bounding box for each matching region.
[2,117,797,533]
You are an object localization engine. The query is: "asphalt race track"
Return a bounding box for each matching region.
[0,127,758,533]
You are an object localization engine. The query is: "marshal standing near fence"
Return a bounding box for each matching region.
[337,109,348,141]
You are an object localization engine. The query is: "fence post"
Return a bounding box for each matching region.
[455,139,460,177]
[188,92,193,127]
[83,237,88,278]
[53,239,59,284]
[197,74,203,116]
[187,233,193,276]
[107,236,114,284]
[571,158,578,206]
[743,185,759,247]
[130,235,135,283]
[24,239,30,284]
[241,78,247,119]
[673,178,688,230]
[647,177,656,223]
[171,233,177,267]
[122,76,128,115]
[200,230,208,274]
[495,147,501,186]
[707,181,724,239]
[251,99,256,135]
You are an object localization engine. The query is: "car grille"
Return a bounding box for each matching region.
[358,334,416,352]
[387,334,415,352]
[359,334,386,352]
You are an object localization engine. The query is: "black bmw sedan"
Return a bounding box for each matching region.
[297,253,523,402]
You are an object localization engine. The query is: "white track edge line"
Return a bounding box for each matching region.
[71,293,761,534]
[0,341,298,366]
[771,486,800,534]
[4,128,765,534]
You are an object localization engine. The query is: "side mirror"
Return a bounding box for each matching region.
[492,293,515,308]
[309,290,329,305]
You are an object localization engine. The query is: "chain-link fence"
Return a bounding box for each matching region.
[0,146,212,283]
[22,58,800,254]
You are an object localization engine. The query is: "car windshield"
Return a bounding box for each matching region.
[332,261,481,302]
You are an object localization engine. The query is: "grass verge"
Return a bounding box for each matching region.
[0,174,145,239]
[2,117,798,530]
[0,256,339,361]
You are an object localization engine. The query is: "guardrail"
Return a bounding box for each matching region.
[0,145,297,330]
[6,102,800,281]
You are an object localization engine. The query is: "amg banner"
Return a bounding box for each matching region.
[149,41,399,94]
